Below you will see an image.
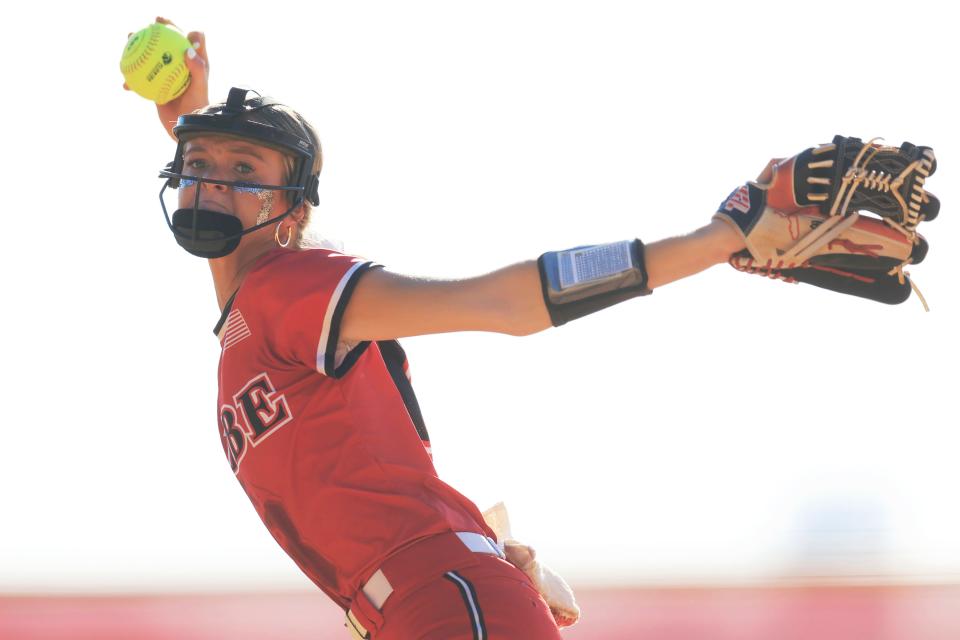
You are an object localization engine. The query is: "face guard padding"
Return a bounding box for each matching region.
[157,87,321,259]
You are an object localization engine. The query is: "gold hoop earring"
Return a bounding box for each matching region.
[275,222,293,248]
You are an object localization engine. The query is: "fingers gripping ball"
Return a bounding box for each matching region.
[121,23,192,104]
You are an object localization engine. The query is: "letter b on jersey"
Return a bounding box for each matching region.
[220,406,246,473]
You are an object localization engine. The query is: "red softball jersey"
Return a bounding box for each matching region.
[213,247,495,610]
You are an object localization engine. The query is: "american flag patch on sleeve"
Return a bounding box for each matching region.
[221,309,252,350]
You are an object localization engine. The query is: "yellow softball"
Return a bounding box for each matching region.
[121,23,192,105]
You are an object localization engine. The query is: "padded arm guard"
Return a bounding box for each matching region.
[538,239,651,327]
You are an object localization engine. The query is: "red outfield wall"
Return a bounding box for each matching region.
[2,585,960,639]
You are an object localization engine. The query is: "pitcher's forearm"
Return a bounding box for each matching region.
[500,221,745,335]
[341,222,746,342]
[645,218,744,289]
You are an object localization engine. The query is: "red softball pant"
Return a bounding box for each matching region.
[375,554,562,640]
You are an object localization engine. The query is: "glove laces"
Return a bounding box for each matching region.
[830,138,935,237]
[888,259,929,312]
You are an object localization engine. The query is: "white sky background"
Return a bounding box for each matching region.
[1,1,958,593]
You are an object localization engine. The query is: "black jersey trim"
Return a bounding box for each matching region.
[212,290,240,336]
[332,342,372,379]
[324,262,384,379]
[444,571,487,640]
[377,340,430,442]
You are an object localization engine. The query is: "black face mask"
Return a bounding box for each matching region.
[158,173,306,259]
[169,208,246,259]
[157,87,322,259]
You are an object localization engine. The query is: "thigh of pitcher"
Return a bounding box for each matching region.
[376,555,562,640]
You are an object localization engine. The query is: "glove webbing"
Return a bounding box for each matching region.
[828,138,935,236]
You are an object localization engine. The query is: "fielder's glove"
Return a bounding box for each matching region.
[715,135,938,307]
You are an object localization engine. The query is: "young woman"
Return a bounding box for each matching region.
[133,18,749,640]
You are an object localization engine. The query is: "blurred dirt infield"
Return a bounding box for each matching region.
[2,584,960,639]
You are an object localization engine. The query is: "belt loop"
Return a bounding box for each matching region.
[347,589,384,638]
[345,609,370,640]
[456,531,505,559]
[362,569,394,609]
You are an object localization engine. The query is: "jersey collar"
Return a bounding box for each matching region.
[213,289,239,337]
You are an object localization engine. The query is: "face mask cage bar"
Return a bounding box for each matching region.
[157,87,322,257]
[157,170,306,243]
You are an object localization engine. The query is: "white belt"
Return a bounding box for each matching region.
[362,532,503,609]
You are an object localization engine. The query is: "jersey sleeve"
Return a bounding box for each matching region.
[255,249,383,378]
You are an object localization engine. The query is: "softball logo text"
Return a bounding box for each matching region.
[219,373,293,473]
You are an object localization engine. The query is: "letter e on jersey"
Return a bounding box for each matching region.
[219,372,293,474]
